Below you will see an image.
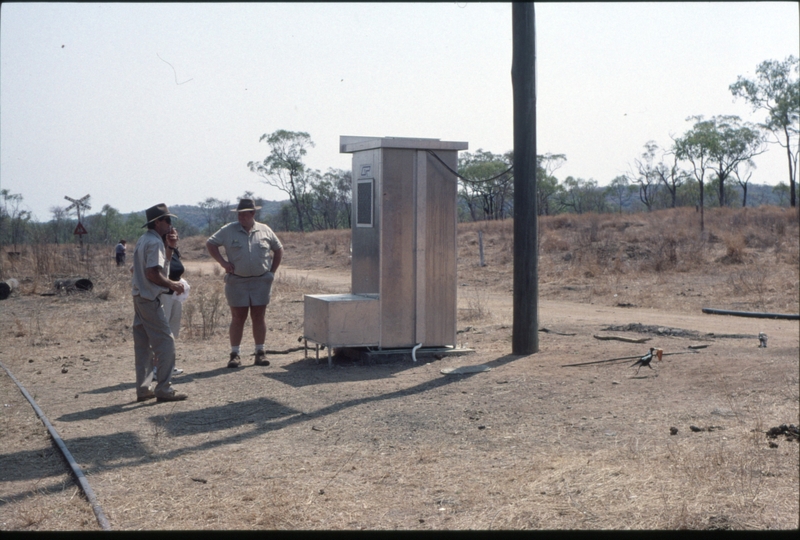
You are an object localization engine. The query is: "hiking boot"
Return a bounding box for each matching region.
[137,390,156,402]
[156,391,188,403]
[254,350,270,366]
[227,353,241,368]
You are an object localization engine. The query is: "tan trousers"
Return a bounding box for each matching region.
[133,295,176,398]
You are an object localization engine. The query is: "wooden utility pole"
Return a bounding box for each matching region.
[511,3,538,355]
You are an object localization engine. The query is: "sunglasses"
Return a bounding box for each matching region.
[158,216,172,224]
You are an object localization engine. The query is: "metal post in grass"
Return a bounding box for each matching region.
[511,3,538,354]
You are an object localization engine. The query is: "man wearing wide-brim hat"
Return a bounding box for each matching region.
[206,198,284,368]
[131,203,188,402]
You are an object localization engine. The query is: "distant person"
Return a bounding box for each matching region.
[152,227,189,379]
[206,198,283,368]
[115,239,127,266]
[131,204,187,403]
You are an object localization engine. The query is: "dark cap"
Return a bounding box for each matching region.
[232,198,262,212]
[143,204,177,227]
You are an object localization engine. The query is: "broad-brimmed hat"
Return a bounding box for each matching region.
[143,203,177,227]
[232,198,262,212]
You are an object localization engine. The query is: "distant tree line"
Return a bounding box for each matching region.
[244,56,796,231]
[1,57,795,248]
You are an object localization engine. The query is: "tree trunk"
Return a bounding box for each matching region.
[785,125,797,208]
[700,180,705,232]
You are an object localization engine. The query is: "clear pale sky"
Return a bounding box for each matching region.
[1,2,798,220]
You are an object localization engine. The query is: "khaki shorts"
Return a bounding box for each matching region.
[224,272,274,307]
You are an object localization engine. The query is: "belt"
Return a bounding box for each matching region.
[232,271,270,278]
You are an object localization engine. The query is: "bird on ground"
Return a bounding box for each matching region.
[631,347,657,375]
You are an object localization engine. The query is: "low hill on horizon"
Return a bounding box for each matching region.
[123,200,288,231]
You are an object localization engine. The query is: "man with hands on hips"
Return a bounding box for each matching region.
[206,198,284,368]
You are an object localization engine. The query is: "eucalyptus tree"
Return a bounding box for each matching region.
[605,175,634,214]
[96,204,121,244]
[197,197,231,236]
[536,153,566,216]
[0,189,30,252]
[309,168,351,230]
[248,130,315,231]
[48,206,72,244]
[730,56,799,207]
[559,176,605,214]
[647,145,687,209]
[674,115,766,229]
[673,119,714,231]
[628,141,662,211]
[457,149,513,221]
[732,161,755,207]
[705,115,766,207]
[772,182,791,206]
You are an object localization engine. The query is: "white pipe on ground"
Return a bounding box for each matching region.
[411,343,422,363]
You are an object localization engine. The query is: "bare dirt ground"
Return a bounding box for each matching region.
[1,209,798,530]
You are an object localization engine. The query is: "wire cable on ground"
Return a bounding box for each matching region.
[561,350,698,368]
[0,360,112,530]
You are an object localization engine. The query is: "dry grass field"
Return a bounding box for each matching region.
[1,206,798,530]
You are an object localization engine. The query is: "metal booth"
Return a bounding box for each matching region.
[303,136,469,365]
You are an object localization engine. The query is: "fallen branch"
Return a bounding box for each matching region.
[592,334,651,343]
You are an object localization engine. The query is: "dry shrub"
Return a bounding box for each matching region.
[728,264,769,310]
[539,233,570,254]
[719,234,747,264]
[278,229,352,270]
[652,236,678,272]
[544,214,574,231]
[273,271,331,298]
[181,235,211,258]
[460,284,492,322]
[184,282,225,339]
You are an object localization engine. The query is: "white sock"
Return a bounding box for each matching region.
[231,346,240,355]
[255,344,265,353]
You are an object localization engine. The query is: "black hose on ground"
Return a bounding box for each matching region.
[0,361,112,530]
[702,308,799,320]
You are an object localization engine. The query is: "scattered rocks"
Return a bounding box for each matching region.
[670,427,678,435]
[766,424,799,442]
[603,323,700,338]
[689,425,724,433]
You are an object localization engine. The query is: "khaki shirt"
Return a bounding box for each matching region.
[207,221,282,277]
[131,229,170,300]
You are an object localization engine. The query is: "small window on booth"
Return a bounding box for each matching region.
[356,179,374,227]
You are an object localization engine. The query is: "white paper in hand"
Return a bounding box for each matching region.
[175,278,190,303]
